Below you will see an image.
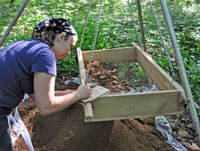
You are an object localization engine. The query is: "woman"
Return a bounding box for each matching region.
[0,17,92,150]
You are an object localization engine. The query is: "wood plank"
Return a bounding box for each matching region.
[81,85,110,103]
[85,90,184,122]
[84,111,183,122]
[82,47,137,62]
[132,43,186,102]
[84,103,94,122]
[77,47,86,84]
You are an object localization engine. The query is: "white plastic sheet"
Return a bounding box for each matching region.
[8,94,34,151]
[155,116,187,151]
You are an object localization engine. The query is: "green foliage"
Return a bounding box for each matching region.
[0,0,200,102]
[56,52,78,73]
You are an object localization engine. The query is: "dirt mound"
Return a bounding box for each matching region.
[13,101,174,151]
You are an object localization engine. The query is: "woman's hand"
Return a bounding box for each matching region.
[76,84,92,100]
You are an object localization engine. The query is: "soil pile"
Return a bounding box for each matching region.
[14,101,174,151]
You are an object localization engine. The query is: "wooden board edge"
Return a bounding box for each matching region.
[83,90,184,122]
[131,42,186,102]
[82,47,137,62]
[84,103,94,122]
[84,110,183,122]
[77,47,86,84]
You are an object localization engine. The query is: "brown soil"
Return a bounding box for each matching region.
[14,101,174,151]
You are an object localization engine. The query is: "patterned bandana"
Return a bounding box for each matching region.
[33,17,76,35]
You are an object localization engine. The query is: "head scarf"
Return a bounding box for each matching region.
[33,17,77,35]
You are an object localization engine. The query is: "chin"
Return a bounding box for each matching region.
[67,52,71,56]
[55,56,62,60]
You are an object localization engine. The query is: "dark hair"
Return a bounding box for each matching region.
[31,17,77,47]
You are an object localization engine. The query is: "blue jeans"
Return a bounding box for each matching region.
[0,116,12,151]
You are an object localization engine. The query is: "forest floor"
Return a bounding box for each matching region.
[13,61,200,151]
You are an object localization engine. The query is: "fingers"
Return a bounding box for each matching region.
[80,84,92,90]
[78,85,92,98]
[85,82,98,88]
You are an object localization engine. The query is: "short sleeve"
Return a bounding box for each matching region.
[32,48,57,76]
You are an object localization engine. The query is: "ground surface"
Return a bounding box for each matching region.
[13,61,200,151]
[14,101,174,151]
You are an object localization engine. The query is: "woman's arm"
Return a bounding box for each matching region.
[28,94,35,100]
[54,89,75,96]
[34,72,91,116]
[28,89,75,100]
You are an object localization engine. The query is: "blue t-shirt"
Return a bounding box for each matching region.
[0,39,57,116]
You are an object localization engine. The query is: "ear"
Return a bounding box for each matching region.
[60,32,66,41]
[56,32,66,42]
